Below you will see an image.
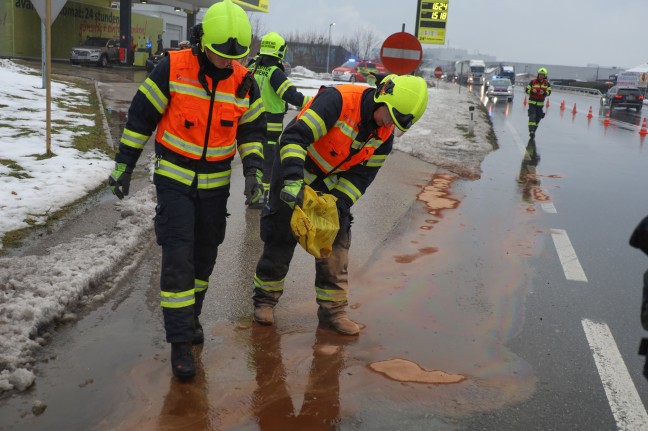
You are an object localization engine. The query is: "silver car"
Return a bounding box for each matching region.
[486,77,514,101]
[70,37,120,67]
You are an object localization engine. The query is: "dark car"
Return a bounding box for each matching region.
[600,86,644,112]
[145,48,181,74]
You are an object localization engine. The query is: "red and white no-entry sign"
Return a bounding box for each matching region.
[434,66,443,79]
[380,32,423,75]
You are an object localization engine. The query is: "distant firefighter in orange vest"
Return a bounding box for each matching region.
[525,67,552,138]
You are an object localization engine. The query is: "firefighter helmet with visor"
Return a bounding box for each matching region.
[374,74,428,133]
[201,0,252,59]
[260,32,287,59]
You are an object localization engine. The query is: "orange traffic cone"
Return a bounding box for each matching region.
[546,98,550,108]
[560,100,565,111]
[523,95,527,105]
[640,118,648,136]
[587,106,593,119]
[603,112,610,126]
[572,103,578,114]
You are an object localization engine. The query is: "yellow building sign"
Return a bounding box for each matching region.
[233,0,269,12]
[416,0,449,45]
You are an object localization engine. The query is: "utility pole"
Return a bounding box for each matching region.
[326,22,335,77]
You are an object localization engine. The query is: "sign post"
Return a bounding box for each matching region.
[380,32,423,76]
[434,66,443,88]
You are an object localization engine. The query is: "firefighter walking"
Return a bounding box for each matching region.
[108,0,265,378]
[525,67,551,138]
[251,74,429,335]
[247,31,312,208]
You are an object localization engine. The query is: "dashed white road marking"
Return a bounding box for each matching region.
[581,319,648,431]
[550,228,587,282]
[506,121,527,156]
[541,202,557,214]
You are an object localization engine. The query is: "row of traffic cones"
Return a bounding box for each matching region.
[537,97,647,135]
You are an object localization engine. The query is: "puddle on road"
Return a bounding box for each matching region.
[368,358,466,384]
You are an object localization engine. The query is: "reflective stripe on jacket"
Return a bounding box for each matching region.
[297,85,393,174]
[155,49,252,162]
[526,78,552,105]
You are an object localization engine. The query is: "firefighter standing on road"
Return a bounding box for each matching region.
[247,32,312,209]
[251,74,428,335]
[526,67,552,138]
[107,0,265,379]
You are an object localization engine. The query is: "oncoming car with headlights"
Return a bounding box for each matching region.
[486,77,514,101]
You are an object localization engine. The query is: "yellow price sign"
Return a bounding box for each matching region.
[416,0,449,45]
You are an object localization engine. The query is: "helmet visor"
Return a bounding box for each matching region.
[206,37,248,58]
[390,106,414,132]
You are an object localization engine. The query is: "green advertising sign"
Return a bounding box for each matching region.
[1,0,163,59]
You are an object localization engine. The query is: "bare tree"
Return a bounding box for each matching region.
[340,27,379,60]
[248,12,266,57]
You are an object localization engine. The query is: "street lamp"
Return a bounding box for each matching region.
[326,22,336,78]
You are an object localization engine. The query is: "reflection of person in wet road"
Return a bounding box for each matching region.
[525,67,551,138]
[157,346,210,429]
[250,325,351,430]
[517,139,541,203]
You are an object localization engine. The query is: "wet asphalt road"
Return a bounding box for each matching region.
[1,67,648,430]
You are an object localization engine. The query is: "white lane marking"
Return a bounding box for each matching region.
[505,121,527,156]
[541,202,557,214]
[550,228,587,282]
[581,319,648,431]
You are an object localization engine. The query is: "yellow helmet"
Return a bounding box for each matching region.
[260,32,287,59]
[538,67,548,75]
[374,74,428,132]
[201,0,252,59]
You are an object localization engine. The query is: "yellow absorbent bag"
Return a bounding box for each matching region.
[290,186,340,258]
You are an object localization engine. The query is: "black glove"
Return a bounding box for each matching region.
[108,163,133,200]
[244,169,264,205]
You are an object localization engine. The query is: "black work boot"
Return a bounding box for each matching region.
[171,342,196,379]
[192,316,204,345]
[253,305,275,325]
[317,306,360,336]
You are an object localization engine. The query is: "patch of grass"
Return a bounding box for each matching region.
[0,158,31,179]
[476,103,499,150]
[35,152,57,160]
[0,75,112,254]
[456,124,475,140]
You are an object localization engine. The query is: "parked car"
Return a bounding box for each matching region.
[70,37,120,67]
[486,77,514,101]
[332,60,379,83]
[600,86,644,112]
[145,47,182,74]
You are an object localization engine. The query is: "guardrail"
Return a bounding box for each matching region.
[515,81,602,96]
[551,85,602,96]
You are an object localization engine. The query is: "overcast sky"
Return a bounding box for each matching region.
[256,0,647,69]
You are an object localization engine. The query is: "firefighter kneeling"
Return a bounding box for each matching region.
[251,74,429,335]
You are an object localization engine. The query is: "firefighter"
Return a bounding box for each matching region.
[247,32,312,209]
[107,0,265,379]
[251,74,428,335]
[525,67,552,138]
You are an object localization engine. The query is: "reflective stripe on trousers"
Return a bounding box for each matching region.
[154,177,229,343]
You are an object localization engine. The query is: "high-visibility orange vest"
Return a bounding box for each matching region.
[298,85,393,174]
[155,50,250,161]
